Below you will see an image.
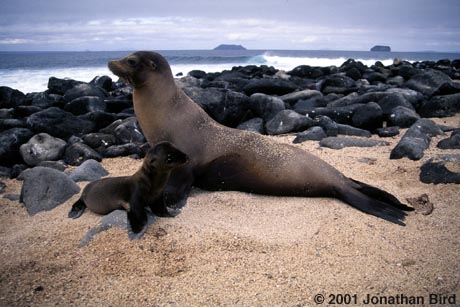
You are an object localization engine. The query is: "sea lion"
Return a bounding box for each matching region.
[68,142,188,233]
[108,51,413,225]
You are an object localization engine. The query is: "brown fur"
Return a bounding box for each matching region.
[108,51,413,225]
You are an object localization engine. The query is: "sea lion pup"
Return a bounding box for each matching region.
[108,51,414,225]
[68,142,188,233]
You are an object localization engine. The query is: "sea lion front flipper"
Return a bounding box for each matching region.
[127,191,148,234]
[149,197,181,217]
[68,199,87,219]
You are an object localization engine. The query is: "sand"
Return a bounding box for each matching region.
[1,117,459,307]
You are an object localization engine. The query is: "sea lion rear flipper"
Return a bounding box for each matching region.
[349,179,414,211]
[337,186,408,226]
[68,199,86,219]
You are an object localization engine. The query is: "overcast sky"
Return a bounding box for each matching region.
[1,0,459,52]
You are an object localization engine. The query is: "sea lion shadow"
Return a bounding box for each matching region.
[79,209,157,247]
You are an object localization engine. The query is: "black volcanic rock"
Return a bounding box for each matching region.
[390,119,444,160]
[90,75,113,91]
[26,107,95,140]
[320,137,389,149]
[437,130,460,149]
[405,69,452,97]
[114,117,146,145]
[265,110,313,135]
[236,117,265,134]
[242,78,299,96]
[19,133,67,166]
[293,126,327,143]
[0,86,26,108]
[20,166,80,215]
[287,65,324,79]
[64,142,103,166]
[26,92,62,109]
[351,102,384,130]
[48,77,84,95]
[64,96,107,115]
[420,154,460,184]
[63,83,108,102]
[388,106,420,128]
[249,93,285,122]
[419,93,460,118]
[0,128,33,166]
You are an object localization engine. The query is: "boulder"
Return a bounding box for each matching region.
[48,77,84,95]
[0,86,26,108]
[351,102,384,130]
[293,126,327,143]
[101,143,141,158]
[419,93,460,118]
[0,119,26,131]
[388,106,420,128]
[236,118,265,134]
[63,83,108,102]
[26,107,95,140]
[420,154,460,184]
[377,93,415,116]
[265,110,313,135]
[319,137,389,150]
[26,92,62,109]
[280,89,323,105]
[19,133,67,166]
[20,167,80,215]
[64,142,103,166]
[64,96,107,115]
[405,69,452,96]
[249,93,285,122]
[68,159,108,182]
[0,128,34,166]
[313,115,338,136]
[287,65,324,78]
[376,126,400,137]
[390,119,444,160]
[183,87,251,127]
[337,124,372,137]
[437,130,460,149]
[90,75,113,91]
[114,117,146,145]
[242,78,299,96]
[14,106,43,118]
[82,133,118,149]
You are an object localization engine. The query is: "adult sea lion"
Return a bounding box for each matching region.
[68,142,188,233]
[108,51,413,225]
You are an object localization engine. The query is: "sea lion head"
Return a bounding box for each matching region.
[143,142,188,172]
[108,51,173,88]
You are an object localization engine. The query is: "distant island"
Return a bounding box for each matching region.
[371,45,391,52]
[214,44,247,51]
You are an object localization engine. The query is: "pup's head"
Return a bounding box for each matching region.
[143,142,188,171]
[108,51,173,88]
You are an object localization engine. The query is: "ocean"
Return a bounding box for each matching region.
[1,49,460,94]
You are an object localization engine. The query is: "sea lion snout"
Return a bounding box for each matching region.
[147,142,188,169]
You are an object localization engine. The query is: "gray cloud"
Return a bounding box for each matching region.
[0,0,459,51]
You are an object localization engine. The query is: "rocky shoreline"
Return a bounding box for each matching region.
[1,57,460,213]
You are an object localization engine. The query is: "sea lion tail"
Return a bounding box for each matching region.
[337,185,409,226]
[349,179,414,212]
[68,199,87,219]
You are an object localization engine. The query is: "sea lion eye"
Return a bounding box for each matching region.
[127,58,138,66]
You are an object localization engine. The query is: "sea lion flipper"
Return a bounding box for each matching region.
[127,206,148,234]
[68,199,87,219]
[150,198,180,217]
[349,179,414,211]
[337,186,408,226]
